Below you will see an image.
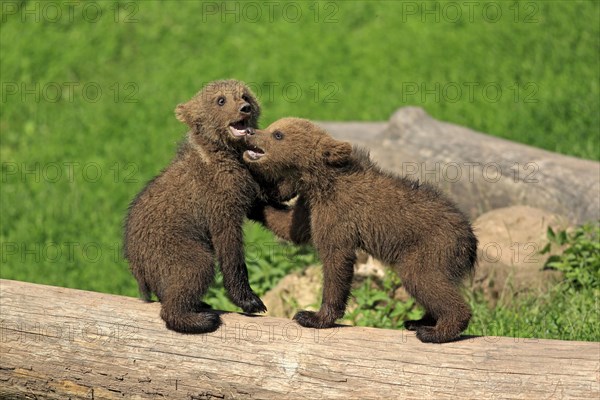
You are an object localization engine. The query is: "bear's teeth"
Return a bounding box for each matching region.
[229,126,246,137]
[247,150,264,160]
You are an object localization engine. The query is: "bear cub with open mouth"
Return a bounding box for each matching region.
[243,117,478,343]
[125,80,287,333]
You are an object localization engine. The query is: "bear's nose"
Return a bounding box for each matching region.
[240,103,251,114]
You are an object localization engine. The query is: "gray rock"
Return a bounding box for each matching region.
[472,206,568,302]
[262,265,322,318]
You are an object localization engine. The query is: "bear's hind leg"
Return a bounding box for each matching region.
[160,295,220,334]
[400,267,471,343]
[412,281,471,343]
[159,241,220,334]
[404,313,437,331]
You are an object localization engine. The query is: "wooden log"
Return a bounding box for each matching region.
[1,279,598,399]
[319,107,600,224]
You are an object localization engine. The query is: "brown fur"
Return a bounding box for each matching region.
[124,80,285,333]
[243,118,478,343]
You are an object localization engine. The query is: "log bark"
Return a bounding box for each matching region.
[1,279,598,399]
[319,107,600,224]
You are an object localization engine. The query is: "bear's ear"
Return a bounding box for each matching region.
[175,103,191,126]
[320,136,352,166]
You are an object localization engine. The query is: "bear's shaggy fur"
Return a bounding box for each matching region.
[125,80,283,333]
[243,118,478,343]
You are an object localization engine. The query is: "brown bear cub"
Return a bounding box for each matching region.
[243,118,478,343]
[125,80,285,334]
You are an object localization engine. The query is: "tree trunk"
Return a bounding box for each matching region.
[320,107,600,224]
[1,279,598,399]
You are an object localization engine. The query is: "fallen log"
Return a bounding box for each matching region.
[320,107,600,224]
[1,279,598,399]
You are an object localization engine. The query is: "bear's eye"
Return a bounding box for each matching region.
[273,131,284,140]
[242,94,250,103]
[217,96,226,106]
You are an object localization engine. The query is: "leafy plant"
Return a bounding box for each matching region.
[344,271,421,329]
[542,223,600,290]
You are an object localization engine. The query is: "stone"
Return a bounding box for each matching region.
[354,252,385,279]
[472,205,569,303]
[262,265,322,318]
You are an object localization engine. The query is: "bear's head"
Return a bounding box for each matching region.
[175,80,260,150]
[243,117,352,181]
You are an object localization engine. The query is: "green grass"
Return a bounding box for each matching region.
[1,1,598,340]
[466,285,599,341]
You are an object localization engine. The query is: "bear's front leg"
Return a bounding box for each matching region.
[210,221,266,314]
[293,248,355,328]
[248,195,312,246]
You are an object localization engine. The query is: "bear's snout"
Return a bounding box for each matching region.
[239,103,252,114]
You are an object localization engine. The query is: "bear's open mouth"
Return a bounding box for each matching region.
[229,119,249,137]
[244,144,265,161]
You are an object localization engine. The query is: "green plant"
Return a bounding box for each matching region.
[542,223,600,290]
[344,271,421,328]
[466,282,600,341]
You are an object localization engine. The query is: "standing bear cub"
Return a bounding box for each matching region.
[125,80,273,334]
[243,118,478,343]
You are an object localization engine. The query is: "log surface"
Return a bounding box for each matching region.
[1,279,598,399]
